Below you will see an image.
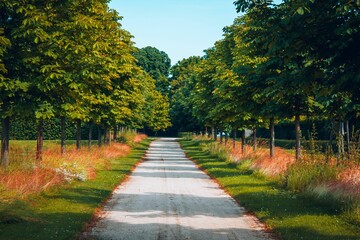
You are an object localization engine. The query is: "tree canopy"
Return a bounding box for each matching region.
[0,0,171,166]
[133,46,171,96]
[169,0,360,160]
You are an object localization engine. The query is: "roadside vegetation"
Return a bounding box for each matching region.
[180,137,360,240]
[0,134,150,240]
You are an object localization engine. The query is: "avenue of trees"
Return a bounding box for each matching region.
[0,0,171,168]
[170,0,360,160]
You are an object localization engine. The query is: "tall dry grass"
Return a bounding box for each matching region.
[0,141,132,199]
[196,134,360,219]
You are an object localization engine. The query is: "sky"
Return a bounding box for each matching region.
[108,0,239,65]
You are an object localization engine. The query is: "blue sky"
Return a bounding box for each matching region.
[109,0,239,65]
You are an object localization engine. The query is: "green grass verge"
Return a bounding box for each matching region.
[180,139,360,240]
[0,139,152,240]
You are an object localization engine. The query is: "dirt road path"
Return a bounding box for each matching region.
[84,138,272,240]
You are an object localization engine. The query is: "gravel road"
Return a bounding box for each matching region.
[84,138,272,240]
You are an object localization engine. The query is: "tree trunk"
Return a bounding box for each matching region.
[295,114,301,161]
[233,129,237,149]
[213,127,217,141]
[113,125,118,141]
[253,128,257,151]
[104,128,108,145]
[225,132,228,146]
[60,117,66,155]
[241,130,246,154]
[76,119,81,150]
[36,120,44,162]
[345,120,350,155]
[97,126,102,147]
[329,121,334,149]
[270,117,275,158]
[326,121,334,161]
[220,128,223,144]
[88,123,93,149]
[1,117,10,170]
[338,121,345,160]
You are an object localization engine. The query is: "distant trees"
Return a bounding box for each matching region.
[0,0,171,168]
[133,46,171,96]
[170,56,202,132]
[170,0,360,160]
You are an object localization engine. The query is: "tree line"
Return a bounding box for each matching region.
[0,0,171,168]
[170,0,359,160]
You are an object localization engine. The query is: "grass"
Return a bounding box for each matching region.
[196,135,360,208]
[1,141,134,197]
[180,139,360,240]
[0,138,151,240]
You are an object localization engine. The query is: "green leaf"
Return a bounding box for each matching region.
[296,7,304,15]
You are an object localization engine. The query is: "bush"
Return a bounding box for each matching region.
[116,130,137,146]
[1,117,77,140]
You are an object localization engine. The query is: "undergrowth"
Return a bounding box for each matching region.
[0,132,145,200]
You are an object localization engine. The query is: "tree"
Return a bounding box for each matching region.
[1,0,31,167]
[170,56,203,133]
[145,90,172,132]
[134,46,171,96]
[234,0,274,13]
[0,19,11,169]
[1,0,152,163]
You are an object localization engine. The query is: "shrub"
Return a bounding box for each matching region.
[115,130,143,146]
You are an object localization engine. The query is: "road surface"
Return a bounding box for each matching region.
[84,138,272,240]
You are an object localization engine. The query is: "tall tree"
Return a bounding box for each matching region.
[1,0,31,167]
[170,56,203,133]
[134,46,171,96]
[0,26,11,169]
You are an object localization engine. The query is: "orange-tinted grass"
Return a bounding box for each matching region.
[134,134,147,143]
[42,143,131,178]
[228,140,360,201]
[325,164,360,200]
[230,143,295,176]
[1,142,131,198]
[0,168,64,198]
